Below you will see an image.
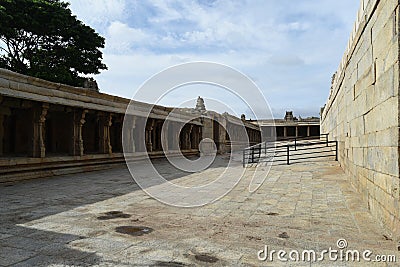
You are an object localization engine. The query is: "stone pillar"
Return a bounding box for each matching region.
[194,125,199,149]
[197,125,202,149]
[113,114,123,153]
[71,109,88,156]
[135,117,146,152]
[173,122,181,151]
[188,125,193,149]
[181,124,189,150]
[130,116,136,153]
[295,126,298,137]
[98,112,112,154]
[161,121,169,151]
[31,103,49,158]
[307,126,310,137]
[146,119,154,152]
[123,115,136,153]
[283,127,287,138]
[180,125,186,150]
[151,122,157,151]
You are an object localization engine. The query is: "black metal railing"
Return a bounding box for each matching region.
[243,134,337,167]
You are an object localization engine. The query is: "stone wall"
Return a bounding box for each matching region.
[321,0,400,235]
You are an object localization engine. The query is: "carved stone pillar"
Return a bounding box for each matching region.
[176,122,182,150]
[197,125,202,149]
[130,116,136,152]
[307,126,310,137]
[187,125,193,150]
[295,126,299,137]
[167,121,174,151]
[71,109,88,156]
[152,122,157,151]
[283,127,287,138]
[113,114,123,153]
[136,117,145,152]
[146,119,154,152]
[192,125,199,149]
[169,122,180,151]
[31,103,49,158]
[98,113,112,154]
[153,121,161,151]
[180,124,186,150]
[123,115,136,153]
[162,121,169,152]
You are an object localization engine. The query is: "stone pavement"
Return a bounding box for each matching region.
[0,154,399,266]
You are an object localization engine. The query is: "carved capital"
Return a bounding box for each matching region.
[145,119,155,131]
[39,103,49,124]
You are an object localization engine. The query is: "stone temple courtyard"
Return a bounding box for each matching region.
[0,154,399,266]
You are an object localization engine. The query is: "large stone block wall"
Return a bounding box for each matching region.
[321,0,400,235]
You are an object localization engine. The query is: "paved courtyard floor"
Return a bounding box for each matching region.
[0,154,399,266]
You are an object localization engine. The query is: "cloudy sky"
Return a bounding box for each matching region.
[67,0,360,119]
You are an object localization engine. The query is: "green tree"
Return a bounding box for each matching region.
[0,0,107,87]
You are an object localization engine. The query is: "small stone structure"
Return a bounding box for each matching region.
[284,111,294,121]
[0,69,261,183]
[321,0,400,236]
[83,78,99,92]
[195,96,206,112]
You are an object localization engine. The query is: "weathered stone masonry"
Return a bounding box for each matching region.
[0,69,261,183]
[321,0,400,235]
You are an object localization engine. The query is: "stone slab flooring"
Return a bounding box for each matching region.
[0,155,398,266]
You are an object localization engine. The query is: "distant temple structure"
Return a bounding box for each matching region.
[254,111,320,140]
[194,96,206,112]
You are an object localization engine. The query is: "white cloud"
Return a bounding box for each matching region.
[146,0,183,23]
[105,21,154,53]
[66,0,361,118]
[68,0,127,29]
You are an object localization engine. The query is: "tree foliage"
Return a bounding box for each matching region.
[0,0,107,87]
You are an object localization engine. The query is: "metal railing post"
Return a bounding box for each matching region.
[251,147,254,163]
[286,145,290,165]
[243,149,245,167]
[335,141,338,161]
[294,138,297,151]
[326,134,329,146]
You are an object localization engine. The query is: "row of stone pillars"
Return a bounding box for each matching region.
[2,97,268,159]
[32,106,122,158]
[0,97,202,158]
[283,126,311,138]
[145,119,202,152]
[262,126,318,138]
